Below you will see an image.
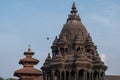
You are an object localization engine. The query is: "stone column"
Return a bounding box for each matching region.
[84,71,87,80]
[69,70,71,80]
[75,71,77,80]
[43,74,46,80]
[51,70,55,80]
[89,72,91,80]
[64,71,66,80]
[76,70,78,80]
[98,72,101,80]
[92,72,94,80]
[43,72,47,80]
[59,70,62,80]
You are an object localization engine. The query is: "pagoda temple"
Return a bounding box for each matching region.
[41,2,107,80]
[14,47,42,80]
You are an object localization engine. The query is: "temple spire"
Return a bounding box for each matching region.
[67,2,81,22]
[71,2,77,14]
[28,44,31,52]
[42,2,107,80]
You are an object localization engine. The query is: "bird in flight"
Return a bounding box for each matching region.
[47,37,50,40]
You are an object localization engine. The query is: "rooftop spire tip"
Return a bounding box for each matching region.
[71,2,77,14]
[28,44,31,51]
[72,2,76,9]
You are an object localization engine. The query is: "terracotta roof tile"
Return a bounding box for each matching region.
[19,57,39,64]
[14,67,42,75]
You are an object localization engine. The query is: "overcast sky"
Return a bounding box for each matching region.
[0,0,120,79]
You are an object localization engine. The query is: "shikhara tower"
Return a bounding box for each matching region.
[41,2,107,80]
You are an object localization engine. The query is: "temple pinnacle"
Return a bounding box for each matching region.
[71,2,77,14]
[28,44,31,52]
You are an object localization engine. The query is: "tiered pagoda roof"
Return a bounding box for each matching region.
[14,47,42,80]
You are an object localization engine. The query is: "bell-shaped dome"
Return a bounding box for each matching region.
[42,3,107,80]
[60,2,88,44]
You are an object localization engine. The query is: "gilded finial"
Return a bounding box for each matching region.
[72,2,76,9]
[28,44,31,51]
[71,2,77,14]
[67,2,81,22]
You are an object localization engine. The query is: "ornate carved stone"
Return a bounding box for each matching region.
[41,2,107,80]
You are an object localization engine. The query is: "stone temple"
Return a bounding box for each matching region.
[14,2,120,80]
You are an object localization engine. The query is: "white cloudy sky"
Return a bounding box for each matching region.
[0,0,120,78]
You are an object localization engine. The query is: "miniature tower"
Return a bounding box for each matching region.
[14,47,42,80]
[41,2,107,80]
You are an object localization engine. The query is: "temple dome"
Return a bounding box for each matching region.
[60,21,88,42]
[60,2,88,43]
[43,3,107,80]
